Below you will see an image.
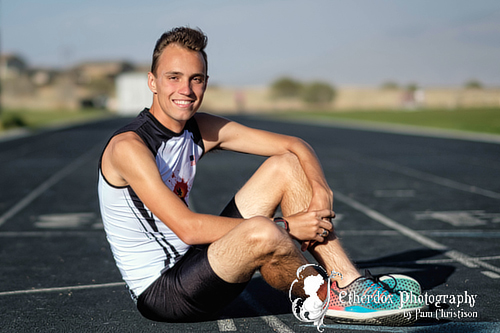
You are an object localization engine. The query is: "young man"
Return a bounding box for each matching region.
[98,27,424,325]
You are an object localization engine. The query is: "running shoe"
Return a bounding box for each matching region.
[366,270,422,295]
[336,270,423,298]
[326,272,425,326]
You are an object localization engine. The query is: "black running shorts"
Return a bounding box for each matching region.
[136,197,247,322]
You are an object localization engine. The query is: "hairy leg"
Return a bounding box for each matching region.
[235,153,360,287]
[308,234,361,286]
[207,216,318,292]
[235,153,312,218]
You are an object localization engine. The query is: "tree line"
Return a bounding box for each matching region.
[270,77,336,105]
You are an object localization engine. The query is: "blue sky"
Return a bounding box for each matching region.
[3,0,500,87]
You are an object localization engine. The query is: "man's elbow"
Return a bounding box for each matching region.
[171,215,205,245]
[286,136,313,152]
[178,231,203,246]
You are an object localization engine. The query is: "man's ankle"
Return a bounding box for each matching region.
[336,272,361,288]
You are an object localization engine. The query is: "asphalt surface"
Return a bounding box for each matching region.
[0,114,499,332]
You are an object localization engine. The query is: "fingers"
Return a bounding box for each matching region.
[315,228,330,241]
[317,210,334,232]
[293,209,336,251]
[313,209,334,239]
[320,219,333,231]
[303,226,331,251]
[302,230,328,251]
[315,209,335,221]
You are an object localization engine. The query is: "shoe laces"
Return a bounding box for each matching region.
[363,278,392,299]
[364,269,397,293]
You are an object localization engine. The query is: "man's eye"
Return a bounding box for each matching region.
[168,76,178,81]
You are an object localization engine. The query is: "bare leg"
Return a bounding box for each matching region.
[234,153,360,287]
[308,234,361,286]
[207,216,318,293]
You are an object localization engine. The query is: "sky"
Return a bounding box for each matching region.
[2,0,500,88]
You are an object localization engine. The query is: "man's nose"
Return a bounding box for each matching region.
[178,80,193,95]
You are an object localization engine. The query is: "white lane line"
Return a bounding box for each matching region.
[0,282,125,296]
[34,212,97,229]
[334,191,500,276]
[333,153,500,200]
[337,230,500,238]
[240,290,295,333]
[335,192,446,250]
[481,271,500,279]
[217,318,237,331]
[393,166,500,200]
[260,315,295,333]
[356,255,500,267]
[0,144,101,228]
[354,153,500,200]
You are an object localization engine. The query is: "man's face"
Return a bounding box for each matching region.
[148,43,207,130]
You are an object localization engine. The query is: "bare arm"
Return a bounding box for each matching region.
[101,131,243,245]
[196,113,333,212]
[196,113,334,243]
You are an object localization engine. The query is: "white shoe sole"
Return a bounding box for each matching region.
[326,304,427,326]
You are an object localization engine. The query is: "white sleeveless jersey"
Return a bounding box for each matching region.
[98,109,204,298]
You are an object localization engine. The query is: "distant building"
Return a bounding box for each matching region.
[73,60,135,84]
[0,54,28,79]
[29,68,59,86]
[71,60,136,109]
[115,72,152,115]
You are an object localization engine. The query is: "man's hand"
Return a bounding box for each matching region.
[300,184,334,251]
[286,209,334,245]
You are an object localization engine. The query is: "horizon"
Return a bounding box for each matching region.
[3,0,500,88]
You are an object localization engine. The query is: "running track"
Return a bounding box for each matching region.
[0,114,499,332]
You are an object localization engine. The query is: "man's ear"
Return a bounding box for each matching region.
[147,72,157,94]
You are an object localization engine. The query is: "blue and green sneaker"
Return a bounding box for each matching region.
[326,271,425,326]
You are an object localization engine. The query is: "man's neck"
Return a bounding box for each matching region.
[149,105,187,134]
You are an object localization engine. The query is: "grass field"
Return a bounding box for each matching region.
[0,109,112,131]
[1,107,500,136]
[282,107,500,135]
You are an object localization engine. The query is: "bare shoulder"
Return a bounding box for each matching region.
[194,112,231,130]
[101,131,152,187]
[194,112,232,151]
[194,112,272,153]
[110,131,145,150]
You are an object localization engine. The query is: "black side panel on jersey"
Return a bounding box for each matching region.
[112,109,205,158]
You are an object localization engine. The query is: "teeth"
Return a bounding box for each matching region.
[175,100,191,105]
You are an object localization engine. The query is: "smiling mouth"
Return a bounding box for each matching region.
[173,100,194,107]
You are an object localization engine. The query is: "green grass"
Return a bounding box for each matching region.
[0,109,113,131]
[282,107,500,135]
[2,107,500,136]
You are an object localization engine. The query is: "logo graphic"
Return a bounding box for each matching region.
[173,179,188,201]
[166,172,190,205]
[289,264,343,331]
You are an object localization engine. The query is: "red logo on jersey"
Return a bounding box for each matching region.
[173,179,189,204]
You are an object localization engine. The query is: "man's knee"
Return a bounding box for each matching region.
[265,152,301,175]
[254,153,303,189]
[244,216,291,256]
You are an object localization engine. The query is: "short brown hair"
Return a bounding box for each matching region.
[151,27,208,76]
